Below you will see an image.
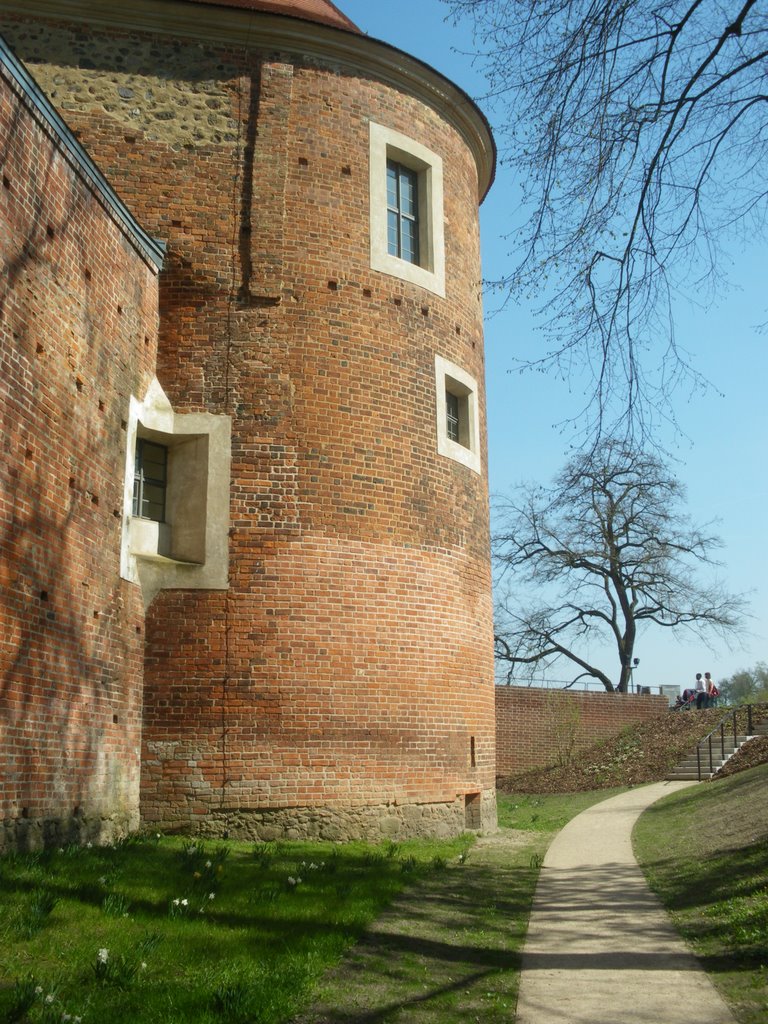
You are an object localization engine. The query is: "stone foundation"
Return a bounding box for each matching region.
[0,809,139,854]
[152,792,498,844]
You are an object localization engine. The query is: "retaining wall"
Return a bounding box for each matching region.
[495,686,669,777]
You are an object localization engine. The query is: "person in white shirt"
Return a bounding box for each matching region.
[694,672,706,709]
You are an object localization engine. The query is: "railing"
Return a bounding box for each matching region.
[695,703,762,781]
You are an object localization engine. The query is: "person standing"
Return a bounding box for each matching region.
[694,672,707,709]
[705,672,718,707]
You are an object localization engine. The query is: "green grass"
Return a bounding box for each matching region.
[305,834,546,1024]
[10,780,760,1024]
[634,765,768,1024]
[497,786,627,831]
[0,832,473,1024]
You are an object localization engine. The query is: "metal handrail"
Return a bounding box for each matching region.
[694,703,766,780]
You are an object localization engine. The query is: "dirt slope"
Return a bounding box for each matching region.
[498,705,768,794]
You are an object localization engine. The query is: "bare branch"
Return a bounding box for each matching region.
[447,0,768,441]
[492,440,749,690]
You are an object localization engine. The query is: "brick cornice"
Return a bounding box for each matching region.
[0,0,495,200]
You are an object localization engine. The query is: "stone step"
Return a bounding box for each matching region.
[668,771,716,781]
[669,760,726,770]
[665,720,768,781]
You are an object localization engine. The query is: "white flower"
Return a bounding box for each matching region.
[181,898,188,906]
[35,986,43,996]
[45,993,54,1004]
[86,842,93,849]
[287,876,297,886]
[205,860,212,868]
[140,962,147,971]
[97,948,109,963]
[99,876,107,885]
[173,898,180,906]
[208,892,215,900]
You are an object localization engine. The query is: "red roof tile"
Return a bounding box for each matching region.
[180,0,360,33]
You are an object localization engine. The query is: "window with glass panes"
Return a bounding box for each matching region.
[386,160,419,263]
[133,438,167,522]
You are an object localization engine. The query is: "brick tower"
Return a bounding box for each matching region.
[0,0,496,842]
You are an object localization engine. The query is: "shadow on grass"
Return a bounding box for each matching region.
[291,843,538,1024]
[1,833,542,1024]
[2,840,515,961]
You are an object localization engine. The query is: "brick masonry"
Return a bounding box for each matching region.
[495,686,669,777]
[1,3,497,843]
[0,46,161,850]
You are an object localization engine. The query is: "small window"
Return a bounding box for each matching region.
[386,160,419,263]
[120,377,231,601]
[445,384,473,450]
[133,439,167,521]
[435,354,481,474]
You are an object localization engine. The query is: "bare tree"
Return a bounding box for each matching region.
[446,0,768,439]
[493,441,748,691]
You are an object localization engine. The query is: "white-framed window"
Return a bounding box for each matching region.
[369,122,445,297]
[434,354,481,474]
[120,378,231,605]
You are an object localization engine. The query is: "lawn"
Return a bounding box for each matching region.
[496,787,627,832]
[5,771,764,1024]
[0,833,472,1024]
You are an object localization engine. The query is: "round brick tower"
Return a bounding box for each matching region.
[2,0,497,839]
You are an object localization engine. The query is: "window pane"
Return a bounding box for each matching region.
[446,391,460,442]
[141,442,167,481]
[143,482,165,507]
[401,219,418,263]
[399,169,417,218]
[387,209,399,256]
[386,161,398,209]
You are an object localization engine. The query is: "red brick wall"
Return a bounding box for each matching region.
[495,686,669,777]
[4,13,497,838]
[0,55,159,849]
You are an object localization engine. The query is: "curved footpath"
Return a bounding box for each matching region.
[515,780,737,1024]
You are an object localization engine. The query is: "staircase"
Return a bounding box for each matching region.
[666,705,768,782]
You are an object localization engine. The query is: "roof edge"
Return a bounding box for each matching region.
[0,0,495,201]
[181,0,360,35]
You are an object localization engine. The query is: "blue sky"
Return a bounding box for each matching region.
[343,0,767,691]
